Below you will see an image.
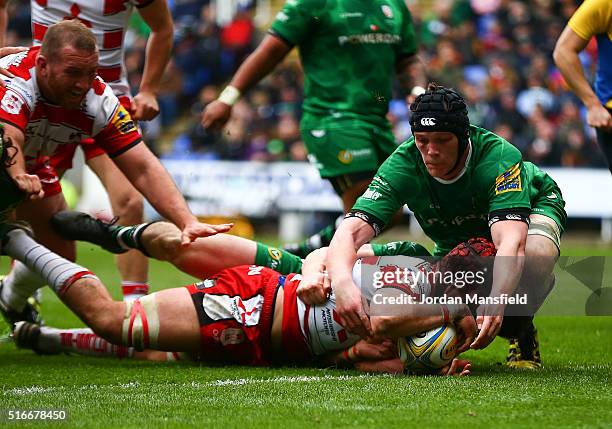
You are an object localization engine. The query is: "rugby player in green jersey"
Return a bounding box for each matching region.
[203,0,427,257]
[326,84,567,369]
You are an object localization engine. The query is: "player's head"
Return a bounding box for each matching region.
[409,83,470,179]
[36,20,99,109]
[436,237,496,313]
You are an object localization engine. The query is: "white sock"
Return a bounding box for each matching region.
[2,229,95,297]
[1,261,45,311]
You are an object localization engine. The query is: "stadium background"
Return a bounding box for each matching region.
[1,1,611,428]
[6,0,612,241]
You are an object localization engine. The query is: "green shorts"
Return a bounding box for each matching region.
[254,242,303,275]
[301,115,397,179]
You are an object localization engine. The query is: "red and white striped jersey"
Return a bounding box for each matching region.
[0,47,142,169]
[30,0,154,99]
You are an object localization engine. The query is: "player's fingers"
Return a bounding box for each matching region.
[475,314,484,330]
[210,223,233,233]
[470,326,488,349]
[360,312,373,337]
[0,46,28,57]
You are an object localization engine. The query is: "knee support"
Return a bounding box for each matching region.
[121,293,160,351]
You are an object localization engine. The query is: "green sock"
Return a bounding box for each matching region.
[112,223,152,254]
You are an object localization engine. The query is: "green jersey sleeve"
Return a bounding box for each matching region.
[350,143,418,235]
[269,0,324,46]
[396,1,418,57]
[371,241,431,257]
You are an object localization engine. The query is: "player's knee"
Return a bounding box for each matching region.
[121,294,160,351]
[81,300,124,344]
[525,235,558,259]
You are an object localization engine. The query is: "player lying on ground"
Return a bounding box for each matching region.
[4,223,475,375]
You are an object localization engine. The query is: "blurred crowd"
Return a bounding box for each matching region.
[3,0,607,167]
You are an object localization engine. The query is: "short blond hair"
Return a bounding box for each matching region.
[40,20,97,60]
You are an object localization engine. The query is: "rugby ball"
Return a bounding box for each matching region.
[397,325,458,374]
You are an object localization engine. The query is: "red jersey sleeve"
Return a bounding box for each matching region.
[0,87,31,131]
[93,103,142,158]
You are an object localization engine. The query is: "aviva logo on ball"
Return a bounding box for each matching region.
[397,325,458,374]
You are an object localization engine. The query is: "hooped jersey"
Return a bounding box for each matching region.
[30,0,154,98]
[0,48,142,169]
[283,255,434,358]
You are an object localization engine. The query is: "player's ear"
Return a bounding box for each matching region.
[36,54,49,75]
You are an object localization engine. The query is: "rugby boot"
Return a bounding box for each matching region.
[506,324,542,369]
[51,211,127,254]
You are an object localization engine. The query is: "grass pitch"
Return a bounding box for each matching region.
[0,242,611,428]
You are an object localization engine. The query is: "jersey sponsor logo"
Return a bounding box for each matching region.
[495,163,522,195]
[195,279,216,289]
[219,328,245,346]
[268,248,282,260]
[420,117,436,126]
[340,12,364,18]
[232,295,264,327]
[362,189,382,200]
[8,51,27,69]
[267,248,282,270]
[111,104,136,135]
[338,33,401,46]
[338,150,353,164]
[546,192,558,200]
[505,214,522,220]
[338,148,372,164]
[275,11,289,22]
[1,90,24,114]
[372,175,388,186]
[247,265,264,276]
[310,130,326,138]
[381,5,394,19]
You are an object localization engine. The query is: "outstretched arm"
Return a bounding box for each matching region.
[471,220,527,349]
[326,217,376,337]
[112,144,232,243]
[202,35,292,131]
[553,25,612,131]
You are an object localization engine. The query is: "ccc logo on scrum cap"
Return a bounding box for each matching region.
[420,117,436,126]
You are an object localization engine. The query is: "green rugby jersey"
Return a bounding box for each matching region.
[351,125,543,255]
[270,0,417,124]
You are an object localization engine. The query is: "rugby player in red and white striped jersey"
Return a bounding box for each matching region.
[0,0,174,301]
[0,21,231,324]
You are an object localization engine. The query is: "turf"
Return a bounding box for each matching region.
[0,242,611,428]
